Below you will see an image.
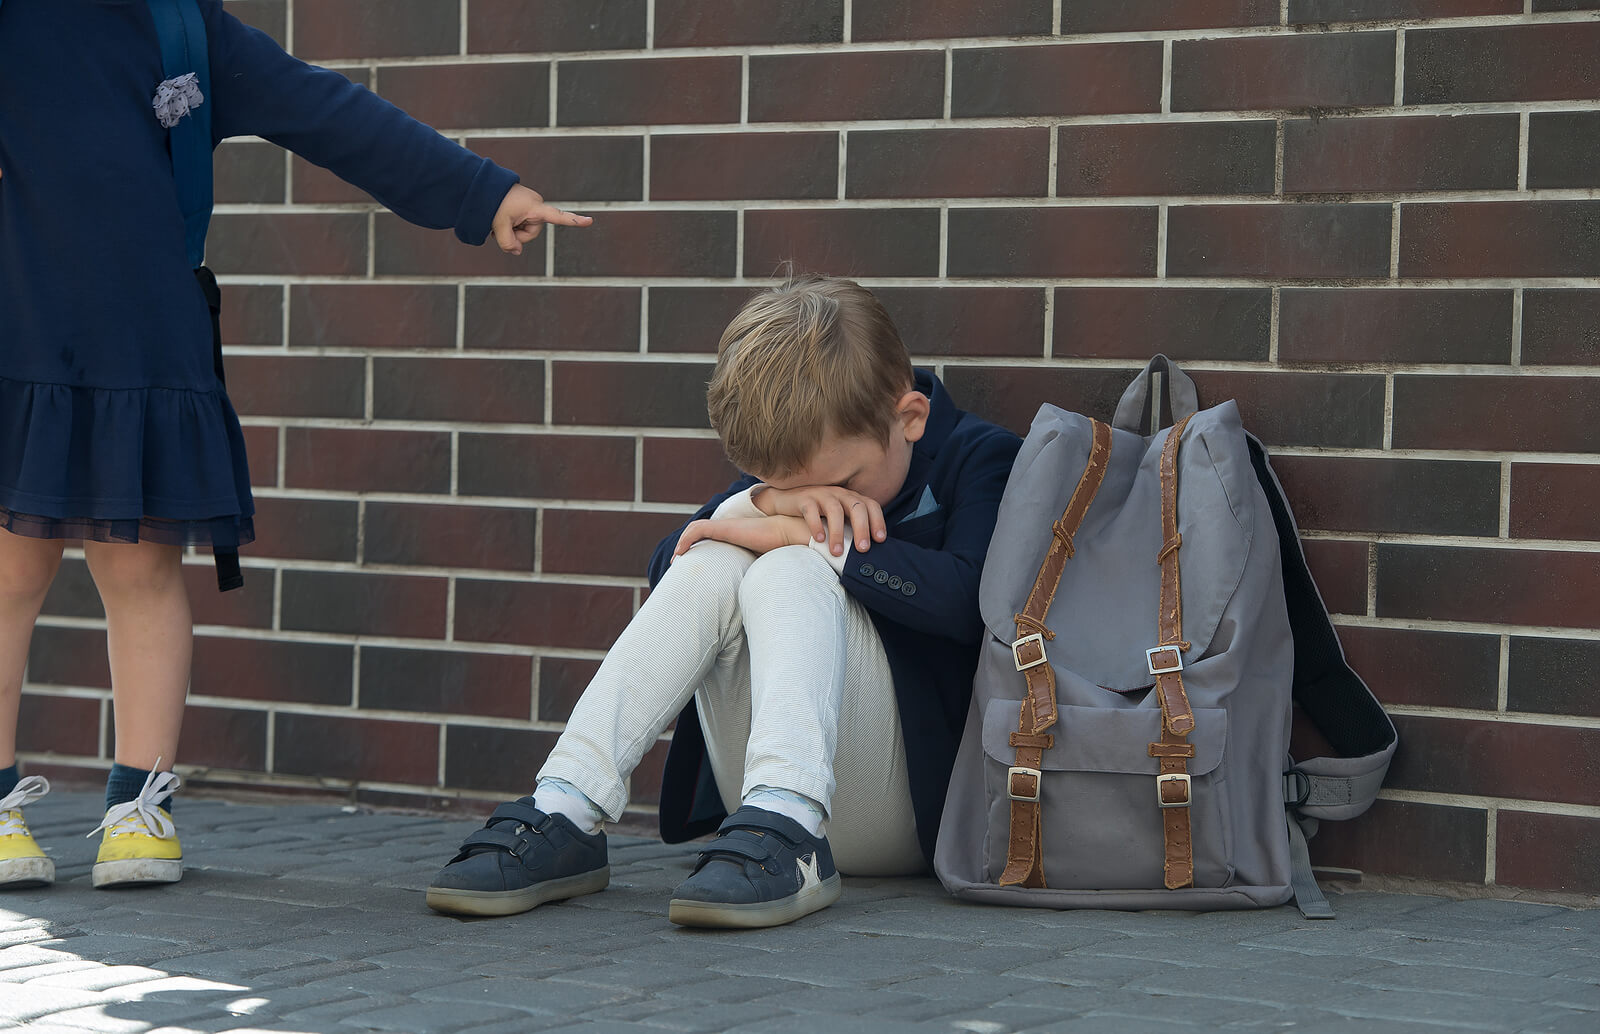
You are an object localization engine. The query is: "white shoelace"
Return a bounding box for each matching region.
[0,775,50,837]
[87,766,181,841]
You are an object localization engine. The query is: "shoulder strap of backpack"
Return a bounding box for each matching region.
[146,0,214,268]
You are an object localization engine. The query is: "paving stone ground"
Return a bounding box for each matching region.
[1,791,1595,1033]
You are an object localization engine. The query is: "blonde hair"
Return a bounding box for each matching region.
[707,276,914,478]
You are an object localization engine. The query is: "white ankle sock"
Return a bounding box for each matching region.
[532,778,606,835]
[744,786,826,837]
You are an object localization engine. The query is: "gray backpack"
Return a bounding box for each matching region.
[934,357,1397,917]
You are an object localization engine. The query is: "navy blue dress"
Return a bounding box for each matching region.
[0,0,518,553]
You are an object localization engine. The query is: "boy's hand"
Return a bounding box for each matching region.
[672,515,814,560]
[755,486,886,557]
[492,184,593,255]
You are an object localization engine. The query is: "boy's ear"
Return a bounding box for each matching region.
[897,389,931,443]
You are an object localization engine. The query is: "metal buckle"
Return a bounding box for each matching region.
[1013,633,1047,671]
[1157,773,1191,809]
[1007,766,1042,802]
[1146,645,1184,676]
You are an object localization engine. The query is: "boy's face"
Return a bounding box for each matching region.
[759,390,930,507]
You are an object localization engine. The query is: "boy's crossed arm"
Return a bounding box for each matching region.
[671,484,888,561]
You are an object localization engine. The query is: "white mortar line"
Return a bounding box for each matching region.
[1497,634,1511,712]
[1161,39,1172,115]
[1499,459,1513,539]
[1484,803,1498,885]
[1393,29,1405,107]
[1518,111,1531,190]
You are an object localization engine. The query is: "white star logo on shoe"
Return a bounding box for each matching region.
[796,852,821,892]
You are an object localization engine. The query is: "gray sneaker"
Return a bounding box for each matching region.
[425,798,608,917]
[667,806,842,929]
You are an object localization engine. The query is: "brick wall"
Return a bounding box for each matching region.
[21,0,1600,898]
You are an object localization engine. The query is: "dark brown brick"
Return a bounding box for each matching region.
[275,712,438,784]
[655,0,843,47]
[1335,626,1499,710]
[248,496,360,563]
[175,705,268,772]
[554,211,736,277]
[290,156,373,205]
[467,286,641,353]
[283,428,452,494]
[445,724,557,793]
[1301,540,1369,617]
[939,366,1142,437]
[294,0,460,60]
[206,213,367,276]
[1405,23,1600,104]
[1272,456,1500,536]
[364,502,538,570]
[1508,637,1600,719]
[952,43,1163,119]
[40,559,102,620]
[281,571,448,638]
[191,636,353,706]
[226,0,286,45]
[213,141,284,204]
[454,580,634,650]
[876,287,1046,359]
[654,132,838,201]
[1401,202,1600,278]
[467,136,643,203]
[1168,204,1391,279]
[1308,799,1487,885]
[183,564,275,629]
[749,52,945,123]
[1057,122,1274,197]
[289,285,457,350]
[1534,0,1600,8]
[1284,114,1518,193]
[1392,376,1600,453]
[374,213,548,277]
[1528,112,1600,190]
[1522,290,1600,366]
[848,128,1048,199]
[1173,33,1394,112]
[224,356,365,419]
[852,0,1050,41]
[1053,288,1269,362]
[1377,545,1600,629]
[1498,811,1600,895]
[459,434,636,500]
[745,209,940,279]
[642,438,740,505]
[647,287,753,354]
[1192,371,1386,448]
[362,646,532,720]
[1065,0,1277,31]
[372,357,544,424]
[537,657,601,722]
[1279,289,1511,365]
[376,62,550,130]
[543,510,687,577]
[1510,463,1600,542]
[468,0,646,53]
[949,208,1157,278]
[551,361,712,428]
[26,627,110,689]
[558,57,740,126]
[220,284,282,347]
[242,427,278,489]
[1291,0,1519,18]
[1388,713,1600,807]
[17,693,101,757]
[631,739,672,807]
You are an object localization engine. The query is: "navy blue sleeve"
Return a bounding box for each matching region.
[841,428,1020,644]
[645,475,763,587]
[201,2,519,245]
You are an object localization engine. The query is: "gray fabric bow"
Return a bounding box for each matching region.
[152,72,204,129]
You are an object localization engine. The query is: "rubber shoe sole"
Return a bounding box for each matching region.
[0,856,55,890]
[668,871,841,929]
[426,864,610,917]
[92,857,182,888]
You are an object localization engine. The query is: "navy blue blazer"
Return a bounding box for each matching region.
[647,370,1022,864]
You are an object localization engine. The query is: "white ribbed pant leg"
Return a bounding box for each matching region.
[697,545,924,877]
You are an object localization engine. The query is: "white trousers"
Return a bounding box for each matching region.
[538,541,924,876]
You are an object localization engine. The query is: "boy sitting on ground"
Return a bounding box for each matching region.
[425,275,1021,928]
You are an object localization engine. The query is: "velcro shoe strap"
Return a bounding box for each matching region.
[487,801,547,828]
[697,830,778,867]
[459,828,526,854]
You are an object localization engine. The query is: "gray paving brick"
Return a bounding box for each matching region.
[0,982,112,1023]
[585,1000,789,1032]
[415,974,644,1013]
[37,997,225,1034]
[338,1000,530,1031]
[1321,986,1563,1029]
[1005,952,1168,988]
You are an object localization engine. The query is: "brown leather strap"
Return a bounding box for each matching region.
[1149,414,1196,889]
[999,419,1112,888]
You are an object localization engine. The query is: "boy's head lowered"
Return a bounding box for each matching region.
[708,275,929,505]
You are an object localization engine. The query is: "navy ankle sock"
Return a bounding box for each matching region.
[106,763,173,814]
[0,764,17,799]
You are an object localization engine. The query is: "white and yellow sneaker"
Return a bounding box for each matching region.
[89,768,182,888]
[0,776,54,889]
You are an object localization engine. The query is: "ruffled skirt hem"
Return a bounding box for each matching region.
[0,505,256,550]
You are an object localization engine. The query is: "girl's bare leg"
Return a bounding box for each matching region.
[0,529,65,769]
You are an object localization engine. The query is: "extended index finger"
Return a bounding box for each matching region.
[537,204,594,227]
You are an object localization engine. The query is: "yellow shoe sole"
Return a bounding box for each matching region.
[92,856,182,888]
